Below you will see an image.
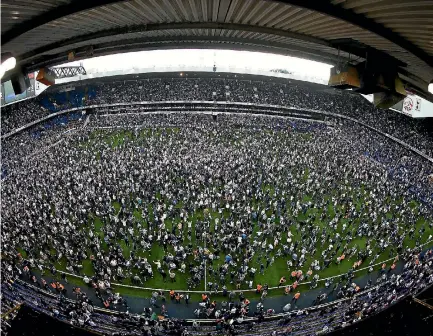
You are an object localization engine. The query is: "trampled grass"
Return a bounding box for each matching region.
[45,128,432,298]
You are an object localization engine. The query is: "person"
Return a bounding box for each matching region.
[278,276,286,288]
[83,275,90,286]
[57,283,65,293]
[283,303,291,312]
[161,269,167,282]
[150,296,158,307]
[133,275,143,285]
[380,263,387,275]
[41,278,49,291]
[2,80,433,332]
[61,273,68,283]
[292,292,301,303]
[158,290,166,302]
[290,270,297,280]
[161,304,168,316]
[169,270,176,282]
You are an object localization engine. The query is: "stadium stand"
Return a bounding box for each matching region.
[2,75,432,157]
[1,74,432,336]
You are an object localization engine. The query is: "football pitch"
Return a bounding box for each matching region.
[23,128,432,300]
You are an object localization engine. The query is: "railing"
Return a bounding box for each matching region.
[14,267,432,325]
[3,101,433,329]
[3,101,432,295]
[42,239,433,295]
[1,302,23,319]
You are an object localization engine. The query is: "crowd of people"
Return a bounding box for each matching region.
[2,75,432,157]
[1,99,50,135]
[1,74,433,335]
[2,247,432,335]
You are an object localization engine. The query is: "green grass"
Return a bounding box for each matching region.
[55,199,430,299]
[35,127,433,299]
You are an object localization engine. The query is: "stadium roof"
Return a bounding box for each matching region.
[2,0,433,97]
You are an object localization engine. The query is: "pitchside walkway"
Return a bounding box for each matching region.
[18,258,408,319]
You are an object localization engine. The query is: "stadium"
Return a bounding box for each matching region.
[1,1,433,336]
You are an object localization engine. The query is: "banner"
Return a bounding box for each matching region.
[26,72,36,97]
[391,94,432,118]
[402,96,421,114]
[402,96,414,114]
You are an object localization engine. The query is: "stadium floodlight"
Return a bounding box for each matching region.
[2,56,16,72]
[0,56,17,79]
[428,81,433,94]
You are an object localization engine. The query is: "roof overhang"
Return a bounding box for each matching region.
[1,0,432,98]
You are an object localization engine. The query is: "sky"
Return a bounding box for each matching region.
[64,49,333,80]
